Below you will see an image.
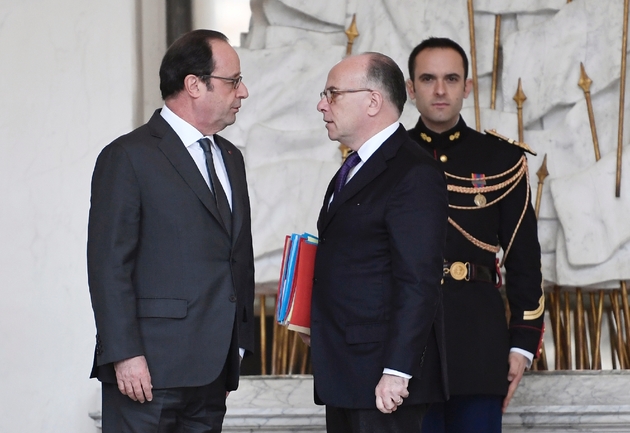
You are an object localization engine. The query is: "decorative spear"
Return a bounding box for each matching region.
[467,0,481,131]
[513,78,527,142]
[575,288,588,369]
[337,15,361,161]
[260,295,267,374]
[535,154,548,218]
[610,290,628,368]
[578,63,602,161]
[563,291,572,369]
[491,15,501,110]
[345,14,359,57]
[530,154,549,371]
[620,281,630,360]
[589,290,604,369]
[576,62,612,371]
[616,0,630,197]
[552,286,565,369]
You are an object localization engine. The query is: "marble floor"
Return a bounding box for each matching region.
[224,372,630,433]
[88,371,630,432]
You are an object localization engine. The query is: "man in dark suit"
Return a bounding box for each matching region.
[406,37,544,433]
[308,52,449,432]
[87,30,255,432]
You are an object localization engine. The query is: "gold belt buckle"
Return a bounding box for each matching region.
[446,262,469,281]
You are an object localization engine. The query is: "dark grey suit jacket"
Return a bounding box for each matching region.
[87,109,255,390]
[310,125,449,409]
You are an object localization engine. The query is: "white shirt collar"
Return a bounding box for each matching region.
[160,104,209,147]
[355,122,400,163]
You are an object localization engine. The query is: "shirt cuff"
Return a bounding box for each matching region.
[510,347,533,368]
[382,368,412,379]
[239,348,245,359]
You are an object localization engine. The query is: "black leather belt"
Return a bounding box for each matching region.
[443,261,494,283]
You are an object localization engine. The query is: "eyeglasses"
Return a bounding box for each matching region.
[319,88,373,104]
[201,75,243,89]
[319,89,374,104]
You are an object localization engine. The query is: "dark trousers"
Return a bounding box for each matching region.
[102,368,228,433]
[421,395,503,433]
[326,404,428,433]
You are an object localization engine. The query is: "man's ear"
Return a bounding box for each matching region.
[463,78,473,99]
[406,79,416,100]
[184,74,203,98]
[367,90,384,116]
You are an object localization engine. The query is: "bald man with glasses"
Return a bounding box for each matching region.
[302,52,449,433]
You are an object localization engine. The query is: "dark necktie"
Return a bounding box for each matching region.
[335,151,361,194]
[198,137,231,234]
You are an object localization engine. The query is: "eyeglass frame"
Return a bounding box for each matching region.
[200,74,243,90]
[319,88,373,104]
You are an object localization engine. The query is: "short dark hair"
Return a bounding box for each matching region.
[364,53,407,115]
[408,37,469,81]
[159,29,229,100]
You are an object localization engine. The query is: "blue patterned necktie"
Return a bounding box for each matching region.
[198,137,231,234]
[335,151,361,194]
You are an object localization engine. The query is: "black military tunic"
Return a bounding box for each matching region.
[408,116,544,396]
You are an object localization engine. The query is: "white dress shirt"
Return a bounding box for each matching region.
[160,105,233,209]
[160,105,242,359]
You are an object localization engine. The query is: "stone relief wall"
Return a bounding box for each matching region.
[221,0,630,288]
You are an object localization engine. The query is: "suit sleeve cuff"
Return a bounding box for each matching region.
[383,368,412,379]
[510,347,533,368]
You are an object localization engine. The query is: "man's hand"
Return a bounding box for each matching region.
[114,355,153,403]
[375,374,409,414]
[502,352,528,413]
[298,332,311,346]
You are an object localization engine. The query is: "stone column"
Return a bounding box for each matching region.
[192,0,215,30]
[166,0,192,45]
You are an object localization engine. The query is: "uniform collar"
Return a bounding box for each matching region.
[412,116,468,149]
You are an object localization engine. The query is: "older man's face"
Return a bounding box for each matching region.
[317,57,372,149]
[195,40,249,136]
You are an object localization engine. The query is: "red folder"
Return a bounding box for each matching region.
[275,233,318,334]
[286,237,317,334]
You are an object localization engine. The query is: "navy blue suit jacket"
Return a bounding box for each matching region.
[310,125,449,409]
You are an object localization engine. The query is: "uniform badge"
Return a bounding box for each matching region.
[472,173,486,207]
[420,132,432,143]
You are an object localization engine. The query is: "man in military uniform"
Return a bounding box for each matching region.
[406,37,544,432]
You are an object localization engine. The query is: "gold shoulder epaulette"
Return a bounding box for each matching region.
[484,129,537,156]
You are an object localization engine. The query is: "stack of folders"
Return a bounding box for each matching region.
[275,233,318,335]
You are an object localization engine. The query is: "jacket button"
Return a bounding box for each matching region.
[229,294,237,302]
[439,155,448,163]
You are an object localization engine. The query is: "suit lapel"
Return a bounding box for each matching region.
[324,153,387,224]
[215,134,243,244]
[321,126,406,230]
[149,111,227,233]
[317,175,336,234]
